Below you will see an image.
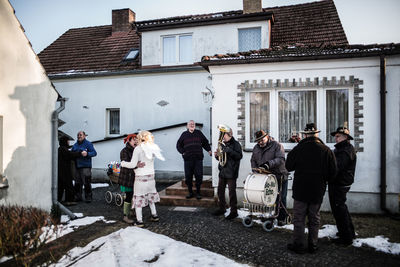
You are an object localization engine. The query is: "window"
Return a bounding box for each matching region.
[106,109,120,135]
[249,92,270,142]
[326,89,349,143]
[238,27,261,52]
[246,86,351,148]
[123,49,139,61]
[279,91,316,142]
[162,34,192,65]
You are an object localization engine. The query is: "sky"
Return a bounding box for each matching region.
[8,0,400,54]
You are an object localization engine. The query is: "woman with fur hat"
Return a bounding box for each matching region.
[121,131,165,227]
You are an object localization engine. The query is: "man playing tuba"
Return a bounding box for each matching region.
[212,125,243,219]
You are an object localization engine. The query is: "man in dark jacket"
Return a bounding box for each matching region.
[251,130,288,225]
[329,126,357,246]
[72,131,97,203]
[212,127,243,219]
[58,136,82,205]
[176,120,212,199]
[286,123,336,254]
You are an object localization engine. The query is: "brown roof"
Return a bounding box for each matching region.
[39,26,140,75]
[39,0,348,76]
[201,43,400,66]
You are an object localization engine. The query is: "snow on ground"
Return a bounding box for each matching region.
[40,214,116,244]
[52,227,249,267]
[91,183,110,189]
[236,208,400,255]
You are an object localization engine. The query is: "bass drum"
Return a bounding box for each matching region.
[243,173,278,207]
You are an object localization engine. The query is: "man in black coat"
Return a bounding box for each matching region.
[286,123,337,254]
[212,127,243,219]
[251,129,289,225]
[329,126,357,246]
[58,136,83,205]
[176,120,212,199]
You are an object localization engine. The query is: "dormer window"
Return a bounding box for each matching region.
[238,27,261,52]
[162,34,193,65]
[123,49,139,61]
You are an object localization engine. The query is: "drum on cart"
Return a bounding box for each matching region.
[243,172,278,207]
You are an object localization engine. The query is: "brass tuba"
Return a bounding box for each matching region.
[217,124,231,167]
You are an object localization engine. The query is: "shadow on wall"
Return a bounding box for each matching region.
[1,83,55,207]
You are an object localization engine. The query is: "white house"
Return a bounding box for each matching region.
[0,0,59,210]
[38,0,347,180]
[201,44,400,213]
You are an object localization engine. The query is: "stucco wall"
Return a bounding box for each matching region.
[141,20,270,66]
[209,56,400,213]
[0,1,58,210]
[53,70,212,171]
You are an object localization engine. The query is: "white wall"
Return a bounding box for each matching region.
[0,1,58,210]
[141,20,270,66]
[209,56,400,213]
[53,70,212,171]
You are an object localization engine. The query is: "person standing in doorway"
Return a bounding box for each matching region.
[176,120,212,200]
[286,123,336,254]
[329,126,357,246]
[72,131,97,203]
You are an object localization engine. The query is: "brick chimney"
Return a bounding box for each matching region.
[112,8,135,32]
[243,0,262,14]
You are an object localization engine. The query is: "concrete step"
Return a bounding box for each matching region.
[166,181,214,197]
[181,178,213,188]
[159,189,217,208]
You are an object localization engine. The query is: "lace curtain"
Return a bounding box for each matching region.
[163,36,176,64]
[326,89,349,143]
[179,35,192,63]
[249,92,270,142]
[278,91,316,142]
[238,27,261,52]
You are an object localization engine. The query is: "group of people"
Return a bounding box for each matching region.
[58,120,357,253]
[58,131,97,205]
[176,120,357,254]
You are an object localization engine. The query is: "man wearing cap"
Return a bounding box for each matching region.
[212,126,243,219]
[329,126,357,246]
[72,131,97,203]
[286,123,337,254]
[250,130,289,225]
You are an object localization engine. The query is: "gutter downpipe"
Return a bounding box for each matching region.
[51,98,77,219]
[379,54,390,214]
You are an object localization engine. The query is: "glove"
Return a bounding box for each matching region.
[260,162,270,170]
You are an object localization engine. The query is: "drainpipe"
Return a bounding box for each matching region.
[52,98,77,220]
[379,54,390,214]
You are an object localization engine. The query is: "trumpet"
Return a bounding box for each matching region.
[217,124,231,167]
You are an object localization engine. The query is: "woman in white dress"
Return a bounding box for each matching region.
[121,130,165,227]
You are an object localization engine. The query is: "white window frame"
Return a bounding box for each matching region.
[106,108,120,137]
[245,86,353,150]
[161,33,193,66]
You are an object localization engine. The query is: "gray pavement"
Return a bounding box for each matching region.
[67,184,400,267]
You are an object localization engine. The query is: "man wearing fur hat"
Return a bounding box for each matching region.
[286,123,337,254]
[250,130,289,225]
[329,126,357,246]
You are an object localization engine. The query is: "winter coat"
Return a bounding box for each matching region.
[121,143,165,176]
[286,136,337,204]
[58,146,81,183]
[176,129,211,161]
[71,139,97,168]
[250,137,287,177]
[216,137,243,179]
[118,143,135,187]
[331,140,357,186]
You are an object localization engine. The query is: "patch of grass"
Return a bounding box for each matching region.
[0,205,56,266]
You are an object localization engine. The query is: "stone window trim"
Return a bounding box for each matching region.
[237,76,364,152]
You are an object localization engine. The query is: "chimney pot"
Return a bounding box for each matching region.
[112,8,135,32]
[243,0,262,14]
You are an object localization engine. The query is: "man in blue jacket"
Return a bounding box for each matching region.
[72,131,97,202]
